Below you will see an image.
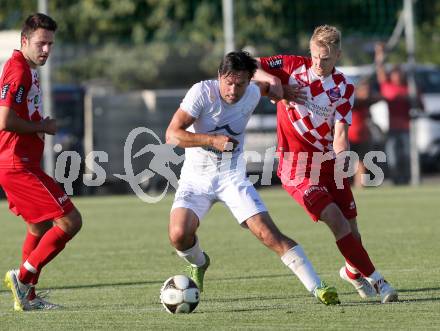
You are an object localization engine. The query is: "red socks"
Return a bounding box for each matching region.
[336,233,375,277]
[22,232,43,299]
[19,226,72,285]
[22,232,41,263]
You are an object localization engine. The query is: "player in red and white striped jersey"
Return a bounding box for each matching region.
[255,25,398,303]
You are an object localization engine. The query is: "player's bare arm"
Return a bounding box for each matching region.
[166,108,238,152]
[252,81,270,97]
[254,59,307,105]
[254,58,283,100]
[0,106,56,135]
[333,121,350,154]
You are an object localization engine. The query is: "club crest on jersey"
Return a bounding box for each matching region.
[327,86,341,102]
[268,58,283,69]
[1,84,9,99]
[15,85,25,104]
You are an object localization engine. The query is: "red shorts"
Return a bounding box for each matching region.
[0,167,74,223]
[282,175,357,222]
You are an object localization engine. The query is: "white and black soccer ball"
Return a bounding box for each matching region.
[160,275,200,314]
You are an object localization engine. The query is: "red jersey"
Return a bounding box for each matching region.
[260,55,354,176]
[0,50,44,168]
[379,82,410,131]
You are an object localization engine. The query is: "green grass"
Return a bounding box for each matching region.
[0,185,439,330]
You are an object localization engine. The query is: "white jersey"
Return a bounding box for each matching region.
[179,79,261,174]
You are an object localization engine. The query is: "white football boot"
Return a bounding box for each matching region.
[373,278,398,303]
[339,266,376,298]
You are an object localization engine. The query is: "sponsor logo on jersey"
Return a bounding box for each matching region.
[304,100,333,118]
[1,84,10,99]
[15,85,25,104]
[268,58,283,69]
[326,86,341,103]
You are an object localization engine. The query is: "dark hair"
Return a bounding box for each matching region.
[21,13,57,40]
[218,51,257,79]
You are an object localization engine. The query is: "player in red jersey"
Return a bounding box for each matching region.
[0,13,82,311]
[254,25,398,303]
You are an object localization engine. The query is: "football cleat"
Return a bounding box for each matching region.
[314,281,341,305]
[339,267,376,298]
[374,278,398,303]
[4,269,31,311]
[185,252,210,292]
[28,294,61,310]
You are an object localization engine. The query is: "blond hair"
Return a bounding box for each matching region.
[310,25,341,50]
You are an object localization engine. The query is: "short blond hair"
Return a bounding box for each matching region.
[310,25,341,50]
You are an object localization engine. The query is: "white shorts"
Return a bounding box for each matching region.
[171,170,267,224]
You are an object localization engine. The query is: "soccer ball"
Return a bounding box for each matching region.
[160,275,200,314]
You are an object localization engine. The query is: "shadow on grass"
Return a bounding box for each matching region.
[0,273,291,293]
[0,279,164,293]
[397,287,440,293]
[1,272,439,308]
[205,293,304,303]
[341,296,440,306]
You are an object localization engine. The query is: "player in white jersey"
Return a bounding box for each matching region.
[165,51,340,305]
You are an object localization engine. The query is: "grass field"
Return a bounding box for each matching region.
[0,185,439,330]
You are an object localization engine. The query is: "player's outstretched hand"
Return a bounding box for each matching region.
[212,134,239,152]
[281,84,307,107]
[267,76,283,104]
[41,116,57,135]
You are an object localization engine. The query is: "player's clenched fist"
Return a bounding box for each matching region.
[211,134,239,152]
[281,84,307,106]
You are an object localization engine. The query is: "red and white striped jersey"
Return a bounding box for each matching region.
[260,55,354,155]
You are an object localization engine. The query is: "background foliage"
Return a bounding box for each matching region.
[1,0,439,90]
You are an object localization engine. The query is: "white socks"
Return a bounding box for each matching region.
[176,237,206,267]
[366,270,383,284]
[281,245,322,293]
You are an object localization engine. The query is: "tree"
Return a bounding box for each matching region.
[1,0,438,90]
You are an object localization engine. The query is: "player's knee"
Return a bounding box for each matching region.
[58,208,82,236]
[168,225,191,249]
[27,221,53,236]
[70,209,82,233]
[320,204,350,237]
